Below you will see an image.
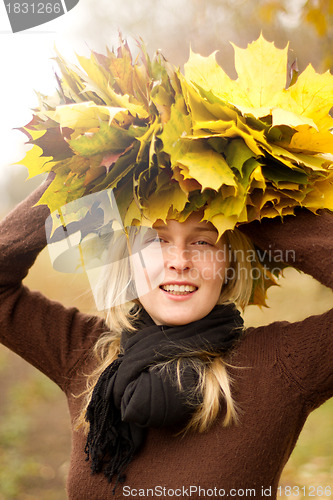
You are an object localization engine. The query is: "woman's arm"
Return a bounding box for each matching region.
[0,184,105,391]
[240,208,333,289]
[240,209,333,407]
[0,183,50,286]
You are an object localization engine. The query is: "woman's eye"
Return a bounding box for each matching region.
[193,240,211,246]
[147,236,166,244]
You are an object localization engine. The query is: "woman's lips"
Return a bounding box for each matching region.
[159,283,198,300]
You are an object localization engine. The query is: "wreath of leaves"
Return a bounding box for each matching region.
[17,35,333,305]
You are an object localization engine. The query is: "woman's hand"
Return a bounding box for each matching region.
[238,208,333,289]
[238,207,321,252]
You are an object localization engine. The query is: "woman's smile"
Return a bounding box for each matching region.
[159,281,198,297]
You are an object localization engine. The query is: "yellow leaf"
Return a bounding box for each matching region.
[303,172,333,210]
[105,84,149,119]
[204,213,238,239]
[143,183,188,223]
[137,120,161,163]
[189,117,267,157]
[192,119,234,133]
[260,189,281,209]
[177,143,236,191]
[49,102,126,130]
[16,145,56,179]
[235,105,273,119]
[76,53,116,105]
[251,166,266,190]
[124,199,143,227]
[159,96,192,162]
[205,188,246,219]
[281,65,333,130]
[280,206,297,216]
[37,170,85,213]
[271,108,318,129]
[28,129,48,141]
[181,78,238,123]
[220,120,266,156]
[288,125,333,154]
[269,144,328,171]
[231,34,288,108]
[184,49,236,103]
[151,86,174,124]
[53,49,88,101]
[74,51,149,118]
[108,55,134,95]
[172,166,202,194]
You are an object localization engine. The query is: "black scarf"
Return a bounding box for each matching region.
[84,303,244,488]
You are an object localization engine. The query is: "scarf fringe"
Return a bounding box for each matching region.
[84,358,135,487]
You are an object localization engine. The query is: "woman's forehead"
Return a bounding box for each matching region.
[153,212,218,232]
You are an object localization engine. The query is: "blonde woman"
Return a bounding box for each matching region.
[0,177,332,500]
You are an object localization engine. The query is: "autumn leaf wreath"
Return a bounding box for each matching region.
[17,35,333,305]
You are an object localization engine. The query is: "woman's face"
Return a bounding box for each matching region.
[135,213,227,326]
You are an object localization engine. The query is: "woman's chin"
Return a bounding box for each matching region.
[139,285,219,326]
[151,303,206,326]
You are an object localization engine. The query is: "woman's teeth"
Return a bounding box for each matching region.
[160,284,197,295]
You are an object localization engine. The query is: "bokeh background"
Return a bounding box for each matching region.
[1,0,333,498]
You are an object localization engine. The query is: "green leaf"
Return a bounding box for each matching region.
[69,121,137,157]
[262,159,309,185]
[225,138,255,174]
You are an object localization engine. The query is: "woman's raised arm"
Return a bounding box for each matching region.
[240,209,333,407]
[0,183,105,391]
[240,208,333,290]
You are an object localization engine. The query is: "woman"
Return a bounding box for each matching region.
[1,176,332,499]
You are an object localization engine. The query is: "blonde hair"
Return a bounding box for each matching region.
[76,226,272,433]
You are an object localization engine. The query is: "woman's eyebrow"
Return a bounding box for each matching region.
[153,225,218,233]
[192,227,218,233]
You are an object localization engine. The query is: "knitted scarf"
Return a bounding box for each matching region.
[84,303,244,488]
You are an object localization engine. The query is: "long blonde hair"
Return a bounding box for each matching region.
[76,227,272,433]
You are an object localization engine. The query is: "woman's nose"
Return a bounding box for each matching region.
[165,245,192,271]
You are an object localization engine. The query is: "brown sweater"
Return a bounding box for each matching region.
[0,185,332,500]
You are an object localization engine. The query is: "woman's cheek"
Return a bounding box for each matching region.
[197,258,226,282]
[131,248,165,298]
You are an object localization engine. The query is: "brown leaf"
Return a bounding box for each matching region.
[33,127,74,159]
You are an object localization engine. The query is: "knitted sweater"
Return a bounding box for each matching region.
[0,185,332,500]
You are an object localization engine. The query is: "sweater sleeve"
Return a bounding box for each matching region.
[240,209,333,407]
[0,185,106,391]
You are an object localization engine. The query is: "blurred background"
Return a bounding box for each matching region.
[1,0,333,498]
